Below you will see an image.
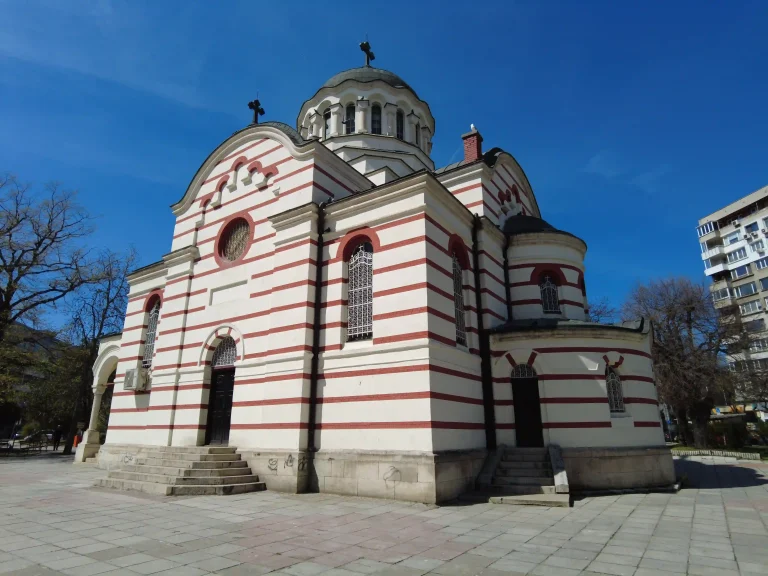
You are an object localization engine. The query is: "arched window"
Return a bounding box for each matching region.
[452,253,467,346]
[512,364,537,379]
[371,104,382,135]
[606,368,625,413]
[539,274,561,314]
[415,123,421,146]
[142,301,160,368]
[396,110,404,140]
[212,337,237,368]
[345,104,355,134]
[323,109,331,139]
[347,242,373,341]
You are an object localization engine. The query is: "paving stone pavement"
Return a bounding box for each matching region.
[0,454,767,575]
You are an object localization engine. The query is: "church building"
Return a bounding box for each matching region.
[78,47,674,503]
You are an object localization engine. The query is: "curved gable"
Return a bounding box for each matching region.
[486,150,541,219]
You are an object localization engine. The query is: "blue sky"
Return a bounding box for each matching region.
[2,0,767,314]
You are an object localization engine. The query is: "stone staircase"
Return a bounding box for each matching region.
[94,446,266,496]
[460,446,570,507]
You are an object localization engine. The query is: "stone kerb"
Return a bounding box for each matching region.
[562,446,675,491]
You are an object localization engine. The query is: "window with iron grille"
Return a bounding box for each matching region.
[396,110,404,140]
[512,364,537,379]
[371,104,382,135]
[220,218,250,262]
[539,275,561,314]
[142,302,160,369]
[347,243,373,341]
[323,110,331,139]
[345,104,355,134]
[212,336,237,367]
[452,254,467,346]
[606,368,625,413]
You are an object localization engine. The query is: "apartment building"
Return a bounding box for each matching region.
[697,185,768,371]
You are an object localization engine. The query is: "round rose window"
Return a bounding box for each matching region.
[219,218,250,262]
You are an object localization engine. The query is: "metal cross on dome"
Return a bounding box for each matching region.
[248,99,265,124]
[360,41,375,67]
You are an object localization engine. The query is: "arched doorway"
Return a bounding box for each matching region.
[511,364,544,447]
[205,337,237,445]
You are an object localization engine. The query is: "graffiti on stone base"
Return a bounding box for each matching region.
[284,454,294,468]
[383,465,401,486]
[297,456,307,471]
[121,452,135,465]
[267,458,278,471]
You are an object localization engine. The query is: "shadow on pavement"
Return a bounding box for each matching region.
[674,457,768,489]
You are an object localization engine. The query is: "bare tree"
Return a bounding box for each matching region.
[0,174,94,343]
[623,277,740,447]
[58,249,136,455]
[586,297,618,324]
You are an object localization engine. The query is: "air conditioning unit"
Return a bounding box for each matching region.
[123,368,148,391]
[733,219,741,227]
[761,228,767,234]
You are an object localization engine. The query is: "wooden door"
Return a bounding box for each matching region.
[512,376,544,447]
[205,368,234,445]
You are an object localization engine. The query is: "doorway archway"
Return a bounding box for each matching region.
[511,364,544,447]
[205,337,237,445]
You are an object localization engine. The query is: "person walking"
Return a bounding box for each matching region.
[52,426,63,451]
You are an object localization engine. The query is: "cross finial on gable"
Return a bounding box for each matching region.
[360,40,375,67]
[248,99,265,124]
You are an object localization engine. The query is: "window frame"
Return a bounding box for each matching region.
[606,367,625,414]
[142,300,161,369]
[345,104,355,134]
[452,253,467,347]
[396,110,404,140]
[346,242,374,342]
[539,273,561,314]
[371,104,382,135]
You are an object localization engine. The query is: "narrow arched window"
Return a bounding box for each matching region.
[396,110,404,140]
[142,301,160,368]
[347,242,373,341]
[323,110,331,139]
[606,368,625,413]
[452,253,467,346]
[415,123,421,146]
[371,104,382,135]
[539,274,561,314]
[345,104,355,134]
[212,336,237,368]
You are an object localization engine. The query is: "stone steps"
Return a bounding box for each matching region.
[459,488,568,506]
[498,460,551,470]
[119,464,250,477]
[108,470,261,486]
[94,445,265,496]
[493,475,554,486]
[495,466,552,478]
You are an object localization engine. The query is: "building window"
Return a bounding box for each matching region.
[751,240,765,252]
[371,104,382,135]
[219,218,250,262]
[396,110,404,140]
[211,336,237,368]
[760,278,768,291]
[452,253,467,346]
[539,274,561,314]
[724,232,740,245]
[756,257,768,270]
[727,247,748,263]
[142,301,160,369]
[731,264,751,280]
[606,368,625,413]
[740,299,762,315]
[732,282,757,298]
[512,364,537,379]
[347,242,373,341]
[323,110,331,139]
[712,287,731,302]
[697,222,717,237]
[415,123,420,146]
[345,104,355,134]
[744,318,766,333]
[746,222,760,234]
[750,338,768,352]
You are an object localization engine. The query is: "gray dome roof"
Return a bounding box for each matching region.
[322,66,416,96]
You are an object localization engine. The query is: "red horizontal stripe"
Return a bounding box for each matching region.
[317,421,485,430]
[625,397,659,405]
[110,404,205,413]
[108,424,205,430]
[634,420,661,427]
[544,422,612,429]
[540,397,608,404]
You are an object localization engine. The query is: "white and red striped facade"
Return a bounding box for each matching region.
[84,66,672,501]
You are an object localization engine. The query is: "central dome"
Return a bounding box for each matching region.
[322,66,416,96]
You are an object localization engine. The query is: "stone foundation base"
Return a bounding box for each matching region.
[237,449,310,494]
[92,443,486,504]
[310,449,487,504]
[562,446,675,491]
